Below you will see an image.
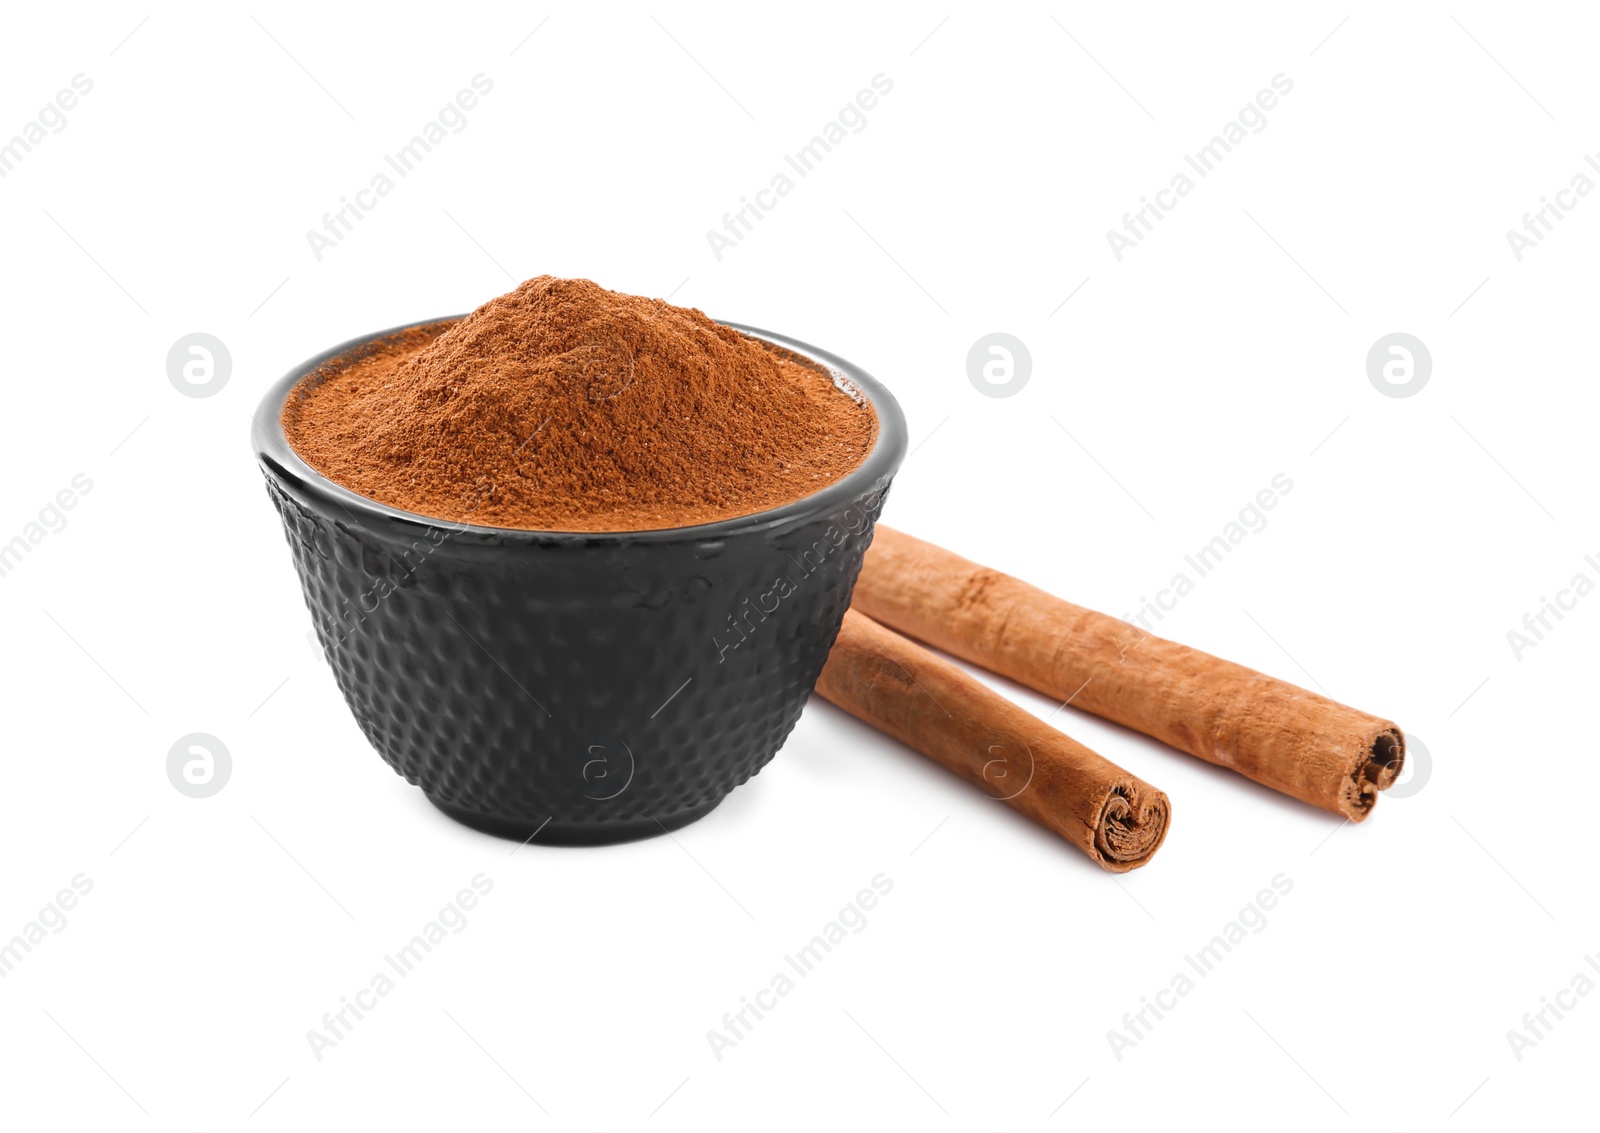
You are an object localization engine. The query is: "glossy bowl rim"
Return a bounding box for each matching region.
[252,315,908,545]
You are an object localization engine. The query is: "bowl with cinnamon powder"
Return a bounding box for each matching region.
[253,277,905,844]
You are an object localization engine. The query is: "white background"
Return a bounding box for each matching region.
[1,2,1593,1128]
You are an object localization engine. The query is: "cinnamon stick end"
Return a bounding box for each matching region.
[1093,781,1172,873]
[1336,725,1406,822]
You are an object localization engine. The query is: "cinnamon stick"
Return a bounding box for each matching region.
[852,526,1405,822]
[816,609,1171,872]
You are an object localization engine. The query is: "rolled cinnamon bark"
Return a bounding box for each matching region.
[852,526,1404,822]
[816,609,1171,871]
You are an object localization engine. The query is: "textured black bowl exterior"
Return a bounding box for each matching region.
[254,318,906,845]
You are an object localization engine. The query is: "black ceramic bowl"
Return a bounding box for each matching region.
[253,317,907,845]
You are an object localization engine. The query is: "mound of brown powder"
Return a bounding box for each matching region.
[282,276,878,532]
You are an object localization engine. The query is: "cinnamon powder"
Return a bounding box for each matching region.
[282,276,877,532]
